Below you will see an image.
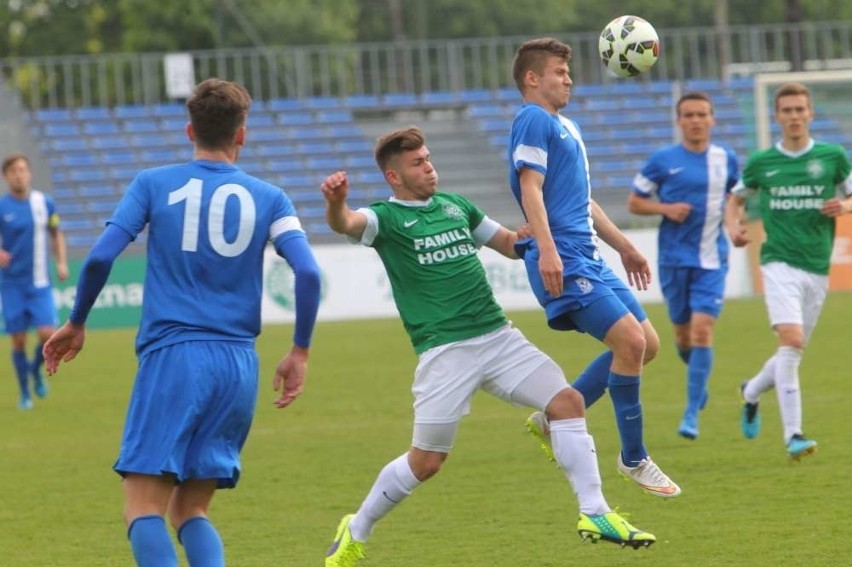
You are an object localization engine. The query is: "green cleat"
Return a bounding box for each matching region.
[525,411,555,463]
[325,514,366,567]
[577,511,656,549]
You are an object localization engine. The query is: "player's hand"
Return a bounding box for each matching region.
[42,321,86,375]
[273,345,309,409]
[320,171,350,204]
[727,223,750,247]
[0,249,11,268]
[56,262,69,281]
[663,202,692,223]
[820,198,850,218]
[538,248,564,298]
[515,223,533,239]
[621,249,652,290]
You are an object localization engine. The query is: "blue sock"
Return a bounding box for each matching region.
[32,343,45,380]
[677,346,691,365]
[12,350,29,397]
[128,515,178,567]
[571,351,613,408]
[608,372,647,466]
[178,517,225,567]
[686,346,713,415]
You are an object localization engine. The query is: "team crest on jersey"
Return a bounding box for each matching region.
[442,203,464,220]
[806,159,824,179]
[575,277,593,295]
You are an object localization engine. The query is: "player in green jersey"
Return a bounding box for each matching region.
[321,127,656,566]
[726,82,852,460]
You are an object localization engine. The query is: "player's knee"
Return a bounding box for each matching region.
[409,450,447,481]
[545,387,585,420]
[614,331,646,366]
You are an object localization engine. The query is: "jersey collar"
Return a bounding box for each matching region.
[774,138,814,158]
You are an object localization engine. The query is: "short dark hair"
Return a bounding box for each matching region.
[374,126,426,171]
[676,91,713,117]
[774,82,811,110]
[185,78,252,149]
[1,153,29,174]
[511,38,572,92]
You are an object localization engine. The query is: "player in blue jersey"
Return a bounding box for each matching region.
[628,92,740,440]
[1,153,68,410]
[507,38,680,497]
[42,78,322,567]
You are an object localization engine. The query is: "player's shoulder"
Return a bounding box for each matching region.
[514,103,551,123]
[812,140,848,157]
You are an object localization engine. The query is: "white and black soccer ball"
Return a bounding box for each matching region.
[598,15,660,78]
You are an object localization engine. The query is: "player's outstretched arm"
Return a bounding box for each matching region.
[273,345,309,408]
[321,171,368,239]
[43,321,86,375]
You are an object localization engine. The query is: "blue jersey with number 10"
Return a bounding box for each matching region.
[109,160,303,355]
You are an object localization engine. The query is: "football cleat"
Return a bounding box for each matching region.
[524,411,555,463]
[18,395,33,410]
[325,514,366,567]
[577,511,656,549]
[617,454,681,498]
[33,374,48,399]
[786,434,817,461]
[740,382,761,440]
[677,412,698,440]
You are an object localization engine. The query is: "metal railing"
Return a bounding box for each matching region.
[3,20,852,109]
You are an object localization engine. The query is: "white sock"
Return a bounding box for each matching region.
[550,418,609,515]
[774,346,803,443]
[348,453,420,542]
[743,355,777,403]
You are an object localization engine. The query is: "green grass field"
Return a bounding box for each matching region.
[1,293,850,566]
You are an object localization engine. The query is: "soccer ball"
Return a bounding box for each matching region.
[598,15,660,78]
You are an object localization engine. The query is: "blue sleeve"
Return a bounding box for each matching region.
[68,224,134,325]
[272,231,321,348]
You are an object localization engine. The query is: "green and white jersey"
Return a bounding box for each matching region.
[733,139,852,274]
[357,193,508,354]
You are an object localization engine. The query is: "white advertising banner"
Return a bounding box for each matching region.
[261,228,753,324]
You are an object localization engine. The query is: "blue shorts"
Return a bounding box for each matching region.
[659,265,727,324]
[524,255,647,340]
[114,340,259,489]
[1,285,57,333]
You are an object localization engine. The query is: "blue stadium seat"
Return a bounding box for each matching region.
[343,94,381,109]
[109,167,139,182]
[246,113,276,127]
[139,149,178,163]
[59,201,88,215]
[160,118,187,132]
[151,103,186,117]
[336,139,372,153]
[305,96,342,110]
[250,128,286,143]
[305,156,341,170]
[78,184,117,198]
[495,87,520,102]
[331,124,364,139]
[52,186,77,199]
[420,91,459,106]
[60,153,99,167]
[44,123,81,137]
[83,121,121,135]
[296,141,336,155]
[266,158,305,173]
[69,168,108,183]
[266,98,305,112]
[468,104,506,118]
[50,138,89,152]
[61,218,98,232]
[278,112,315,126]
[478,119,506,133]
[114,105,149,119]
[123,119,159,133]
[75,106,112,120]
[91,134,129,150]
[257,144,295,158]
[316,110,353,124]
[343,155,376,170]
[279,173,316,189]
[238,159,266,176]
[101,150,137,165]
[128,133,162,147]
[286,126,332,140]
[87,200,119,214]
[382,93,418,107]
[34,108,74,122]
[459,89,495,103]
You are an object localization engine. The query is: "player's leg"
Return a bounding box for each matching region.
[484,326,654,548]
[168,480,222,567]
[328,340,480,565]
[31,286,59,398]
[123,473,179,567]
[3,287,31,408]
[173,342,258,566]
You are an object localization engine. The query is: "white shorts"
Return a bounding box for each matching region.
[761,261,828,341]
[410,324,569,452]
